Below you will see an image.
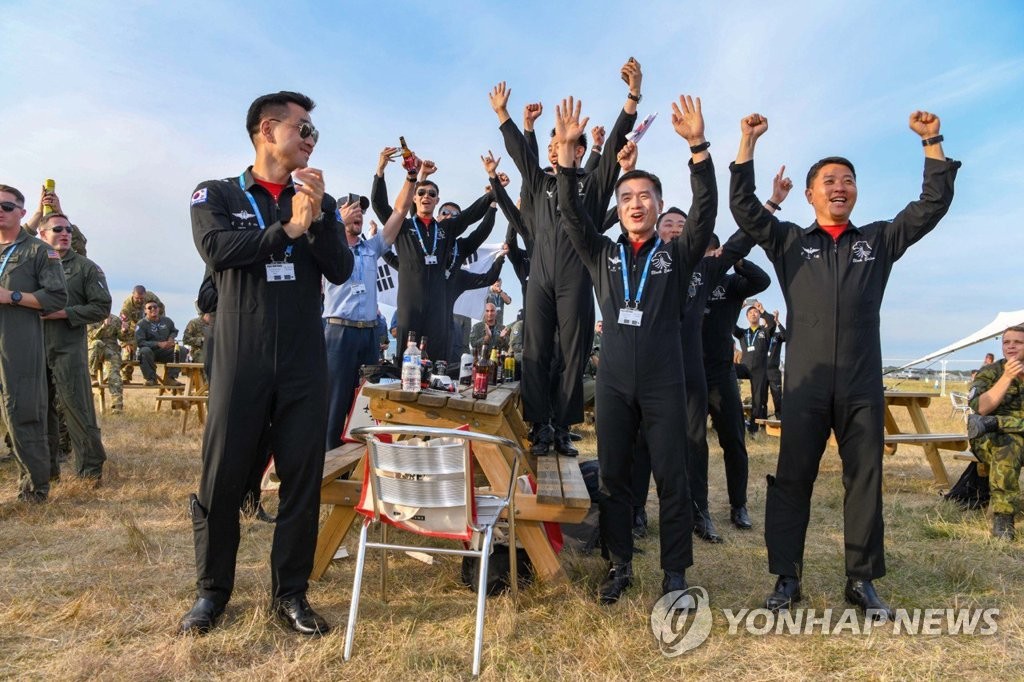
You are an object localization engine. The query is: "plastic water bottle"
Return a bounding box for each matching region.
[401,332,422,392]
[459,353,474,386]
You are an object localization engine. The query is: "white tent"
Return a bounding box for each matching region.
[897,309,1024,370]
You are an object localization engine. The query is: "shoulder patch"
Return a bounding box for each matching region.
[191,188,208,206]
[47,249,61,260]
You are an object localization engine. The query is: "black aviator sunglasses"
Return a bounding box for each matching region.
[1,201,24,212]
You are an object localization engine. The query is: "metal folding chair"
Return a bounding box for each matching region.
[950,391,972,422]
[344,425,523,677]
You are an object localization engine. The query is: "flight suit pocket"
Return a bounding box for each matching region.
[5,376,46,426]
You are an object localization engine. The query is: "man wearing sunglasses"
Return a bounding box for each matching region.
[37,213,112,482]
[0,184,68,503]
[22,188,89,257]
[183,91,352,638]
[371,148,495,362]
[134,303,181,385]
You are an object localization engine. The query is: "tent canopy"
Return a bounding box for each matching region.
[897,310,1024,370]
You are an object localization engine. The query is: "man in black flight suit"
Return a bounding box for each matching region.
[181,91,353,636]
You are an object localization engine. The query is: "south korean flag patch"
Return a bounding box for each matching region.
[191,188,208,206]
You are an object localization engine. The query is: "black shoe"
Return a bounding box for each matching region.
[179,597,225,635]
[16,490,47,504]
[632,506,649,539]
[693,507,723,543]
[553,427,579,457]
[273,596,331,636]
[569,431,583,442]
[598,562,633,605]
[968,414,998,440]
[530,423,554,456]
[844,579,895,622]
[662,570,688,595]
[730,506,752,530]
[992,513,1015,540]
[255,504,277,524]
[766,575,801,612]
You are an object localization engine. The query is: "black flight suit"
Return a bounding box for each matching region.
[500,108,635,430]
[730,156,960,580]
[763,310,786,417]
[735,320,771,433]
[559,157,717,572]
[371,175,492,361]
[190,167,353,607]
[702,260,770,509]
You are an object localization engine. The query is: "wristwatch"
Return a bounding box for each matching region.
[627,92,642,103]
[10,291,22,305]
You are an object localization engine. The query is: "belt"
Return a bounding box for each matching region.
[326,317,376,329]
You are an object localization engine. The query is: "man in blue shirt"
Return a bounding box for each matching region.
[323,180,415,450]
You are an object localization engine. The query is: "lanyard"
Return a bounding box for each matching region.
[618,238,661,309]
[445,242,459,279]
[0,242,17,279]
[411,216,439,257]
[746,328,760,348]
[239,174,292,260]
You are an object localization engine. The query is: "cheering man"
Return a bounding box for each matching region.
[730,110,959,619]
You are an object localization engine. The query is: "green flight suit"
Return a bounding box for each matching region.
[120,291,164,382]
[969,359,1024,515]
[44,249,112,478]
[0,231,68,498]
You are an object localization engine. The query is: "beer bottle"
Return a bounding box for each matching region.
[472,345,490,399]
[489,348,499,385]
[399,136,417,172]
[495,350,505,383]
[504,353,515,383]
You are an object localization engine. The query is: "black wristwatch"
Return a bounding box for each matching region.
[10,291,22,305]
[627,92,642,103]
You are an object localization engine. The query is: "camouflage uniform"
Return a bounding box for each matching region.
[969,360,1024,515]
[89,314,128,411]
[183,315,213,364]
[119,291,164,381]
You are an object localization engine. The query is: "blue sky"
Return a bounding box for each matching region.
[4,1,1022,368]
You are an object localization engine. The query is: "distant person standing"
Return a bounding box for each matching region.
[484,278,512,327]
[0,183,68,502]
[734,305,770,433]
[762,306,786,418]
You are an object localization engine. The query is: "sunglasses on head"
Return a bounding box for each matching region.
[46,225,72,233]
[416,189,438,198]
[268,118,319,143]
[1,201,24,212]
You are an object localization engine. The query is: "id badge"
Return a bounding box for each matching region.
[424,255,438,265]
[266,262,296,282]
[351,283,367,295]
[747,345,755,352]
[618,308,643,327]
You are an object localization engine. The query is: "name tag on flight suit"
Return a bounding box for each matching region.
[618,308,643,326]
[424,255,438,265]
[266,262,296,282]
[747,345,755,351]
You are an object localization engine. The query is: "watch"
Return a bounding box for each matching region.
[627,92,642,103]
[10,291,22,305]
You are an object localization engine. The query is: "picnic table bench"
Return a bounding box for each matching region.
[92,361,185,414]
[299,380,589,583]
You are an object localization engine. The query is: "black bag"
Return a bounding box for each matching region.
[360,362,401,383]
[460,545,534,596]
[944,462,990,510]
[560,459,604,554]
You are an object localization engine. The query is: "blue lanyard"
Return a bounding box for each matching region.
[239,173,292,259]
[618,238,661,308]
[746,328,759,347]
[0,242,18,279]
[445,242,459,279]
[411,216,439,258]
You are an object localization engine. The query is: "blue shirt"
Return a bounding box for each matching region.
[323,233,387,322]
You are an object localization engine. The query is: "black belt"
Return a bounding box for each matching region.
[326,317,376,329]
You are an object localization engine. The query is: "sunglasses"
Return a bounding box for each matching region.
[416,189,438,198]
[45,225,72,233]
[145,306,159,310]
[439,208,460,218]
[1,201,24,212]
[268,118,319,143]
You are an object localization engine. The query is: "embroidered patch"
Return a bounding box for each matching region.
[651,251,673,275]
[47,249,61,260]
[851,240,875,263]
[191,188,208,206]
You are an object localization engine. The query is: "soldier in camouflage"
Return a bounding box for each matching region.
[38,214,112,480]
[183,312,213,364]
[120,285,164,382]
[89,314,129,411]
[967,325,1024,539]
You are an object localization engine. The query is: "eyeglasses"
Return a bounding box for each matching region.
[439,208,460,217]
[44,225,72,233]
[1,201,24,212]
[268,118,319,143]
[416,189,438,198]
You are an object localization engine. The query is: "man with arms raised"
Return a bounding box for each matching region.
[554,95,716,604]
[730,110,959,619]
[183,91,352,636]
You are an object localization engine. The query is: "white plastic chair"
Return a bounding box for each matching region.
[344,425,523,677]
[949,391,971,422]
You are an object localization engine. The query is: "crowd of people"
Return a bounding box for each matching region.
[13,60,1024,643]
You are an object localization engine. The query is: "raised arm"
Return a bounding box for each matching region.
[731,258,771,298]
[587,59,643,217]
[729,113,790,260]
[491,82,545,195]
[671,95,717,270]
[584,125,605,173]
[380,158,418,247]
[371,146,399,222]
[882,111,960,260]
[523,102,543,162]
[554,97,606,271]
[489,172,533,250]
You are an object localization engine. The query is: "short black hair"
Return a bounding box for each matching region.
[615,170,662,200]
[657,206,687,228]
[805,156,856,188]
[550,128,587,149]
[246,91,316,141]
[439,201,461,213]
[0,184,25,205]
[747,305,760,315]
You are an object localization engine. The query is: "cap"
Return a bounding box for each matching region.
[345,193,370,210]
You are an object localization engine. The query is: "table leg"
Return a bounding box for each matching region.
[311,504,360,580]
[883,406,900,455]
[906,402,951,488]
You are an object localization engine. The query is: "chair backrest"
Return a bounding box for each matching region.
[950,391,969,409]
[351,426,522,542]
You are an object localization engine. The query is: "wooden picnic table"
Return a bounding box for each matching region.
[307,380,590,583]
[155,363,208,433]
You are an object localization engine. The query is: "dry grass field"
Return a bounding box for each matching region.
[2,379,1023,680]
